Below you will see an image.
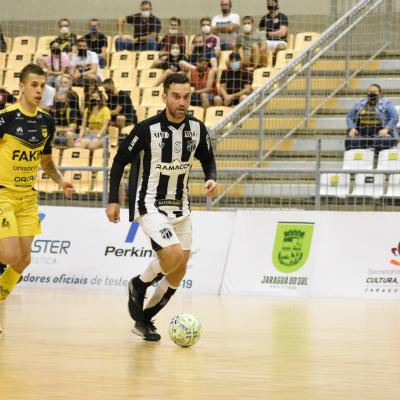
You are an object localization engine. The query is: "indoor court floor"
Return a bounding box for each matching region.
[0,288,399,400]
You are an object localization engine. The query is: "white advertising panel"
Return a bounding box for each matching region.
[22,207,235,294]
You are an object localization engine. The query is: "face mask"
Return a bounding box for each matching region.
[55,101,66,110]
[78,48,87,58]
[221,7,230,15]
[202,25,211,34]
[169,28,178,35]
[230,61,241,70]
[243,24,252,33]
[51,48,61,55]
[60,26,69,34]
[90,99,100,106]
[141,11,150,18]
[170,48,180,57]
[90,26,98,34]
[193,45,204,52]
[105,89,112,95]
[267,5,277,11]
[367,93,379,103]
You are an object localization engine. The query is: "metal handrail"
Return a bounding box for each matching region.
[209,0,384,139]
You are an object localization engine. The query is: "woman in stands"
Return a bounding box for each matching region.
[74,90,110,151]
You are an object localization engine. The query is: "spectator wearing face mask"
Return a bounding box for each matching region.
[259,0,289,53]
[219,52,252,106]
[189,34,217,69]
[83,18,108,68]
[159,17,186,56]
[152,43,194,87]
[235,16,267,69]
[37,41,71,87]
[116,0,161,51]
[200,17,221,58]
[211,0,240,50]
[51,90,78,147]
[54,18,78,54]
[74,90,110,151]
[190,55,222,109]
[103,78,137,131]
[70,38,103,86]
[345,84,399,153]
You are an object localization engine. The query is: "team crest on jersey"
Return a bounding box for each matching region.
[159,227,173,239]
[187,140,197,152]
[41,126,48,138]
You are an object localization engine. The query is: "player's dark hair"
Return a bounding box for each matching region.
[20,63,45,83]
[163,73,190,93]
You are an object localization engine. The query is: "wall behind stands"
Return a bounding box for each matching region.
[0,0,334,20]
[22,206,400,300]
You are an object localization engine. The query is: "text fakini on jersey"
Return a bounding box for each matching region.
[109,110,216,220]
[0,104,54,191]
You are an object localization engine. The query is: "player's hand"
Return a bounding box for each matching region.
[106,203,121,223]
[59,179,75,198]
[204,180,217,197]
[378,128,390,137]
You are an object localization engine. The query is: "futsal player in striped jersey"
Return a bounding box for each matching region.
[106,73,217,341]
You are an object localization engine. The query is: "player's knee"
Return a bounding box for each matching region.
[19,252,31,268]
[160,246,184,273]
[0,249,22,266]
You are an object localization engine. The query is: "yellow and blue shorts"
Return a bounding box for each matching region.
[0,188,41,239]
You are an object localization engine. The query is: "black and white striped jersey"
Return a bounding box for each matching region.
[109,110,217,221]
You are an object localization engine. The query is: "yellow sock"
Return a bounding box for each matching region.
[0,266,21,301]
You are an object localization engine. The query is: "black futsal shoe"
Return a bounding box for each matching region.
[132,320,161,341]
[127,276,146,322]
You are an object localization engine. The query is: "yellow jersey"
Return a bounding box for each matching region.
[84,106,111,134]
[0,103,55,191]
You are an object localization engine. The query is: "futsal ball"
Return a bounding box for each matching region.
[169,313,202,347]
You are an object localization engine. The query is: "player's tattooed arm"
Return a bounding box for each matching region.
[40,155,63,184]
[41,155,75,197]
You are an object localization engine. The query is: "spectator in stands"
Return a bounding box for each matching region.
[0,87,16,110]
[219,52,253,106]
[54,18,77,54]
[0,24,7,52]
[159,17,186,56]
[58,74,81,117]
[345,84,399,152]
[74,90,110,151]
[38,40,70,87]
[235,16,267,69]
[51,90,78,147]
[83,18,108,69]
[200,17,221,58]
[70,38,103,85]
[259,0,289,53]
[189,34,217,69]
[116,0,161,51]
[190,55,222,108]
[211,0,240,50]
[152,43,194,87]
[103,78,137,131]
[82,79,102,113]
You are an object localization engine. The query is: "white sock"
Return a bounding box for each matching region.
[139,259,165,283]
[144,277,177,310]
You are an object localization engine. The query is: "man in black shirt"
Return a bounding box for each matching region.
[83,18,108,69]
[116,0,161,51]
[106,73,217,341]
[259,0,289,52]
[103,78,137,131]
[220,52,253,106]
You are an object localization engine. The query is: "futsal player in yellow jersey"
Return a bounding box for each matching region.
[0,64,74,332]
